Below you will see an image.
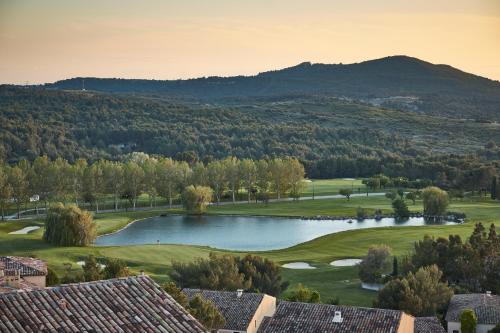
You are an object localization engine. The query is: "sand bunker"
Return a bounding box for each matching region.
[77,261,106,269]
[9,226,40,234]
[330,259,362,267]
[282,262,316,269]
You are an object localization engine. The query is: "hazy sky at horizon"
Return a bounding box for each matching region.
[1,0,499,84]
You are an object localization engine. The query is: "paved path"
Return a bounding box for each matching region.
[3,192,386,221]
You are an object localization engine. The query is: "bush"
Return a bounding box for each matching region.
[285,283,321,303]
[162,282,189,308]
[83,255,103,282]
[358,245,391,283]
[43,203,96,246]
[103,258,129,279]
[375,265,453,316]
[460,309,477,333]
[356,207,367,219]
[188,294,226,330]
[171,252,288,296]
[46,267,60,286]
[392,198,410,218]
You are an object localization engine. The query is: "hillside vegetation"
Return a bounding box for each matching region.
[48,56,500,120]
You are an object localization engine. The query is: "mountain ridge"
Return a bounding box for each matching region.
[42,55,500,120]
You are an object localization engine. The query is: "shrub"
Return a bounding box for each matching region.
[188,294,226,330]
[356,207,367,219]
[392,198,410,218]
[358,245,391,283]
[285,283,321,303]
[103,258,129,279]
[46,267,60,286]
[422,187,449,216]
[460,309,477,333]
[375,265,453,316]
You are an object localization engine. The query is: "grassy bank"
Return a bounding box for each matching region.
[0,195,498,306]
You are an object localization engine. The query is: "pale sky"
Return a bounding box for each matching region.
[1,0,499,84]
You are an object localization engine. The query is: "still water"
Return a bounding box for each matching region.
[95,215,457,251]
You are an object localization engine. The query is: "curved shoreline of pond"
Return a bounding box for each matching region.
[95,214,460,251]
[99,211,464,237]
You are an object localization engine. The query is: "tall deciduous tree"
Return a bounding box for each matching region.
[0,163,12,220]
[223,157,241,203]
[122,161,144,210]
[240,159,257,203]
[207,160,227,204]
[156,158,185,208]
[69,159,87,206]
[256,160,271,200]
[102,161,124,211]
[269,158,289,200]
[286,157,305,200]
[9,165,29,218]
[142,157,158,207]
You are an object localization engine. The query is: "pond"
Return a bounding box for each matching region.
[94,215,458,251]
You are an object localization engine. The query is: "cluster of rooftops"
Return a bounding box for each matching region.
[0,256,498,333]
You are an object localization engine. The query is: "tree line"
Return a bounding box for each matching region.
[370,223,500,317]
[0,153,305,219]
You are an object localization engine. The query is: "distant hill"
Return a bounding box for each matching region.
[47,55,500,119]
[1,85,500,166]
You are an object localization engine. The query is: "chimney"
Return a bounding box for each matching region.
[236,289,243,298]
[139,270,145,276]
[333,311,343,323]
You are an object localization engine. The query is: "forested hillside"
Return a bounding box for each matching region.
[48,56,500,120]
[1,85,499,181]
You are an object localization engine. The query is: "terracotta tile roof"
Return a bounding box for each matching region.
[445,293,500,325]
[414,317,445,333]
[0,256,47,276]
[183,288,264,331]
[0,275,207,333]
[257,301,404,333]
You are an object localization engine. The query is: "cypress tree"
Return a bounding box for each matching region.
[491,176,498,200]
[392,257,399,276]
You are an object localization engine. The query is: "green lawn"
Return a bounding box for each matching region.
[208,195,398,216]
[1,195,498,307]
[302,178,368,197]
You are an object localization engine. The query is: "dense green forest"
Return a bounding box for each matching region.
[2,56,500,182]
[48,56,500,120]
[1,85,499,183]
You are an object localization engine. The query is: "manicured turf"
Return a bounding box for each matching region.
[1,195,498,307]
[302,178,368,197]
[208,195,400,216]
